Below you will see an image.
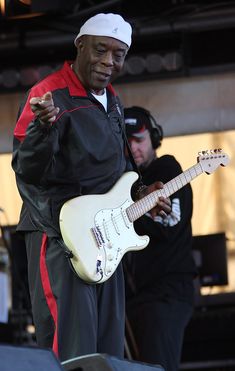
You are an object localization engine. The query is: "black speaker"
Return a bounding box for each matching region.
[62,353,165,371]
[0,345,63,371]
[1,226,31,310]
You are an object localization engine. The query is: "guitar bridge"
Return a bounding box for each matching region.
[91,225,105,248]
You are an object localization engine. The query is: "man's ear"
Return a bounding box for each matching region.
[75,38,83,54]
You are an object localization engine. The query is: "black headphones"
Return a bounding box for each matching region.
[128,106,163,149]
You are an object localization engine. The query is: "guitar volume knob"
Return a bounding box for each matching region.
[106,266,112,274]
[107,242,112,249]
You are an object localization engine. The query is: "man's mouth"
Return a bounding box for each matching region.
[94,71,111,80]
[133,155,142,163]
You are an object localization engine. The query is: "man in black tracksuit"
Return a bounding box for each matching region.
[12,14,171,362]
[124,106,197,371]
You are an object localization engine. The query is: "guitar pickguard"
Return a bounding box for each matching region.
[92,199,140,278]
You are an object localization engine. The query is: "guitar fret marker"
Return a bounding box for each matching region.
[126,151,229,223]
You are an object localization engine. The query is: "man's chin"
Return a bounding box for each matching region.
[92,75,111,89]
[134,157,143,166]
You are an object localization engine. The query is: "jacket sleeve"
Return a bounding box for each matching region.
[12,121,59,184]
[12,90,59,184]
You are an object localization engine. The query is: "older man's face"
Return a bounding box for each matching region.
[75,35,128,94]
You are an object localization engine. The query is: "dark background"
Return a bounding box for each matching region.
[1,1,235,369]
[1,0,235,87]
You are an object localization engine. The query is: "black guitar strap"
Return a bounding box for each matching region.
[119,118,147,196]
[123,129,140,175]
[114,97,146,195]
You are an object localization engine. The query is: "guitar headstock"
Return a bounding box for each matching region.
[197,149,230,174]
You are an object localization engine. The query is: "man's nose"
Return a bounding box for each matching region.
[101,51,114,66]
[129,140,138,152]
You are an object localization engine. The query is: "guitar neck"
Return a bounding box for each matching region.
[127,162,203,222]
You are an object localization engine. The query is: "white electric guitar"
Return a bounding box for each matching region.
[59,149,229,284]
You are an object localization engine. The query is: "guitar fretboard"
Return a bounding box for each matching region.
[126,162,203,222]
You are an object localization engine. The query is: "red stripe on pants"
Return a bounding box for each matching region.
[40,233,59,356]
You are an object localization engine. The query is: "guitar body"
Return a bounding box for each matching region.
[59,149,229,283]
[59,171,149,283]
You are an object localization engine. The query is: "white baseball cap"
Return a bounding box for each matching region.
[74,13,132,48]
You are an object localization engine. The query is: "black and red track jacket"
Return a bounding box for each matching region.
[12,61,131,237]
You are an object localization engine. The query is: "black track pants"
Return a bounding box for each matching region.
[25,231,125,362]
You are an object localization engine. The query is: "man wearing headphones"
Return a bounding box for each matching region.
[124,106,197,371]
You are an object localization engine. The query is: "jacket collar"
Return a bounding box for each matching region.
[62,61,117,97]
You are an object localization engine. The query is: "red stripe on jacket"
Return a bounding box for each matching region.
[14,61,117,142]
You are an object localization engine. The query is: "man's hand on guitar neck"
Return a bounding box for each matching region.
[137,181,171,219]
